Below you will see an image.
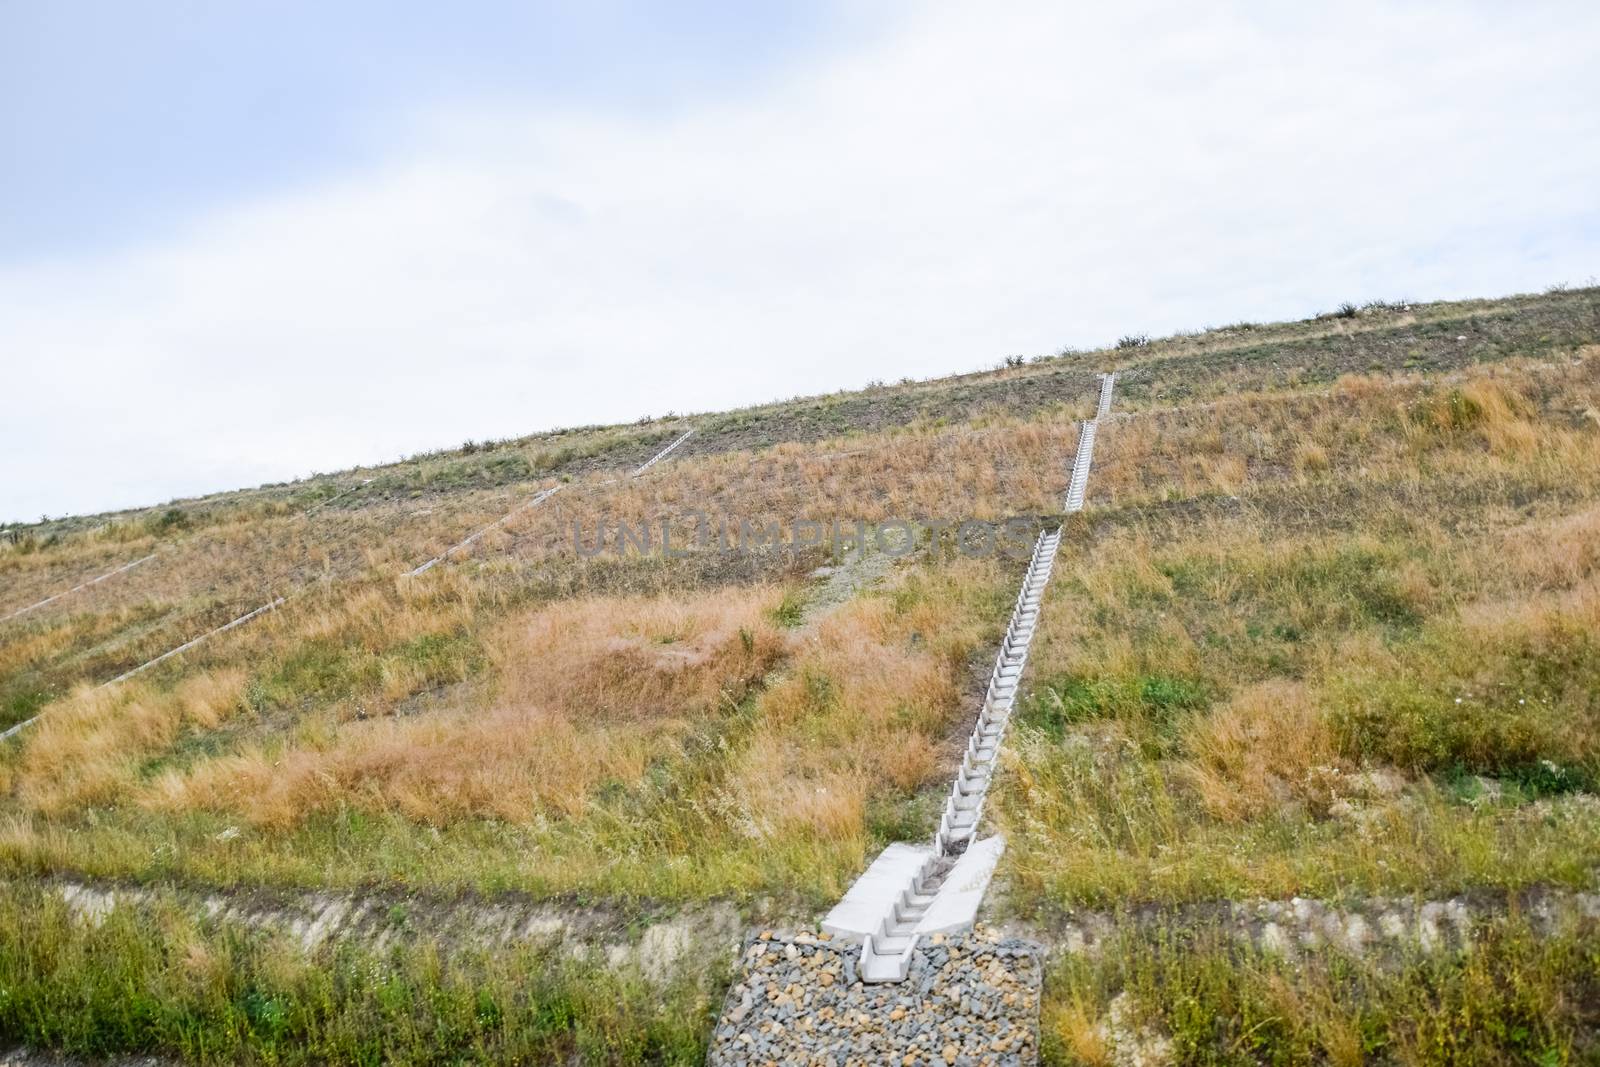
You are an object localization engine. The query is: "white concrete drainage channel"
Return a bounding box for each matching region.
[0,552,158,625]
[823,373,1115,982]
[1,477,380,630]
[404,485,564,577]
[408,426,692,576]
[1065,372,1113,514]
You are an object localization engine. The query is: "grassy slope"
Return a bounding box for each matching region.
[997,358,1600,909]
[0,286,1597,1063]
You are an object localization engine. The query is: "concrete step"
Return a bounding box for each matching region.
[891,917,923,935]
[821,843,934,940]
[860,935,915,983]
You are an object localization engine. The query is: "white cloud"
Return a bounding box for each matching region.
[4,0,1597,520]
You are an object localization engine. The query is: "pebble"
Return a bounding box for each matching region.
[707,925,1042,1065]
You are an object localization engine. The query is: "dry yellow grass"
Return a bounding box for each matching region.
[1402,377,1539,456]
[1497,502,1600,589]
[0,408,1078,630]
[717,560,1001,844]
[995,353,1600,908]
[15,669,248,814]
[76,559,999,870]
[1177,680,1345,822]
[89,557,999,868]
[146,704,671,826]
[489,587,785,721]
[1042,994,1112,1067]
[0,606,157,680]
[1091,357,1598,511]
[488,419,1077,569]
[140,585,786,827]
[0,485,528,724]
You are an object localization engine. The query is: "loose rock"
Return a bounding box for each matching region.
[708,925,1041,1065]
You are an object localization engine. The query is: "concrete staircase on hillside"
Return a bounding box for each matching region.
[1065,372,1114,513]
[1063,421,1097,512]
[856,526,1062,982]
[1096,370,1117,419]
[827,371,1119,984]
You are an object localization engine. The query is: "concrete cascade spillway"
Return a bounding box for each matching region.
[824,372,1116,984]
[1065,372,1114,513]
[1096,369,1117,419]
[852,528,1060,982]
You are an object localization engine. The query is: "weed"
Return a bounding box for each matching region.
[146,508,190,535]
[1041,914,1600,1067]
[0,883,716,1065]
[1023,672,1210,751]
[1328,585,1600,776]
[771,589,806,628]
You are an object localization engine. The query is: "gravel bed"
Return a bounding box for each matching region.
[707,926,1042,1066]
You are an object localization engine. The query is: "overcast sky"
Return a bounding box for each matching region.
[3,1,1597,523]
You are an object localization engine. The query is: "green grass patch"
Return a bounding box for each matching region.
[1042,913,1600,1066]
[0,883,718,1065]
[246,629,483,712]
[1021,672,1211,751]
[770,589,806,628]
[1154,543,1426,632]
[0,685,52,731]
[1329,606,1600,778]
